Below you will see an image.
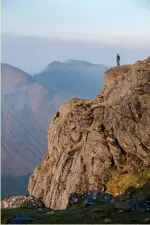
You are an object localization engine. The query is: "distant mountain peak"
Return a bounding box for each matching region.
[1,63,34,81]
[1,63,35,96]
[50,60,61,65]
[1,63,30,75]
[41,59,107,74]
[43,61,61,72]
[67,59,93,65]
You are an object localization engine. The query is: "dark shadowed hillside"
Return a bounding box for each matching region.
[1,63,70,198]
[1,63,63,177]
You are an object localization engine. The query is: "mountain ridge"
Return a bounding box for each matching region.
[34,60,107,99]
[39,59,107,74]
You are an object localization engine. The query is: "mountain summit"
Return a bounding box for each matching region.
[34,60,107,99]
[28,57,150,210]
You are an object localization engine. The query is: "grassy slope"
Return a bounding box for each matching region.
[1,204,150,224]
[2,170,150,224]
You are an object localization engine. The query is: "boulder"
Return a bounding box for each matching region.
[84,190,113,207]
[1,195,45,209]
[110,196,150,212]
[67,193,84,208]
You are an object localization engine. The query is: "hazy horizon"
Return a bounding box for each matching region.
[2,33,150,74]
[2,0,150,73]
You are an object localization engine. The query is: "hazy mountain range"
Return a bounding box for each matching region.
[34,60,107,99]
[2,34,150,74]
[1,60,107,198]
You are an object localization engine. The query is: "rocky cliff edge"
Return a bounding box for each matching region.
[28,57,150,210]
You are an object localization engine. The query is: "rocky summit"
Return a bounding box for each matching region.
[28,57,150,210]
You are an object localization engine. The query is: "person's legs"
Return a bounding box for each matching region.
[117,61,120,66]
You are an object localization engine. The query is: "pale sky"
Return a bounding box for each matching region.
[2,0,150,73]
[2,0,150,44]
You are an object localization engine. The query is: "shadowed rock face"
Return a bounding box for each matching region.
[28,57,150,210]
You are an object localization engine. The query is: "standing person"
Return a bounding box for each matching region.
[117,54,120,66]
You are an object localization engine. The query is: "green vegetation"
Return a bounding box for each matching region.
[1,204,150,224]
[52,116,59,124]
[106,169,150,199]
[36,165,42,171]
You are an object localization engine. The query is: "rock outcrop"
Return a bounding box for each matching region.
[1,195,45,209]
[28,57,150,210]
[67,190,150,213]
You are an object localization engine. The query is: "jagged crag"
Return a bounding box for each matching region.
[28,57,150,210]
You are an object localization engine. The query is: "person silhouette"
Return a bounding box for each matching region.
[117,54,120,66]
